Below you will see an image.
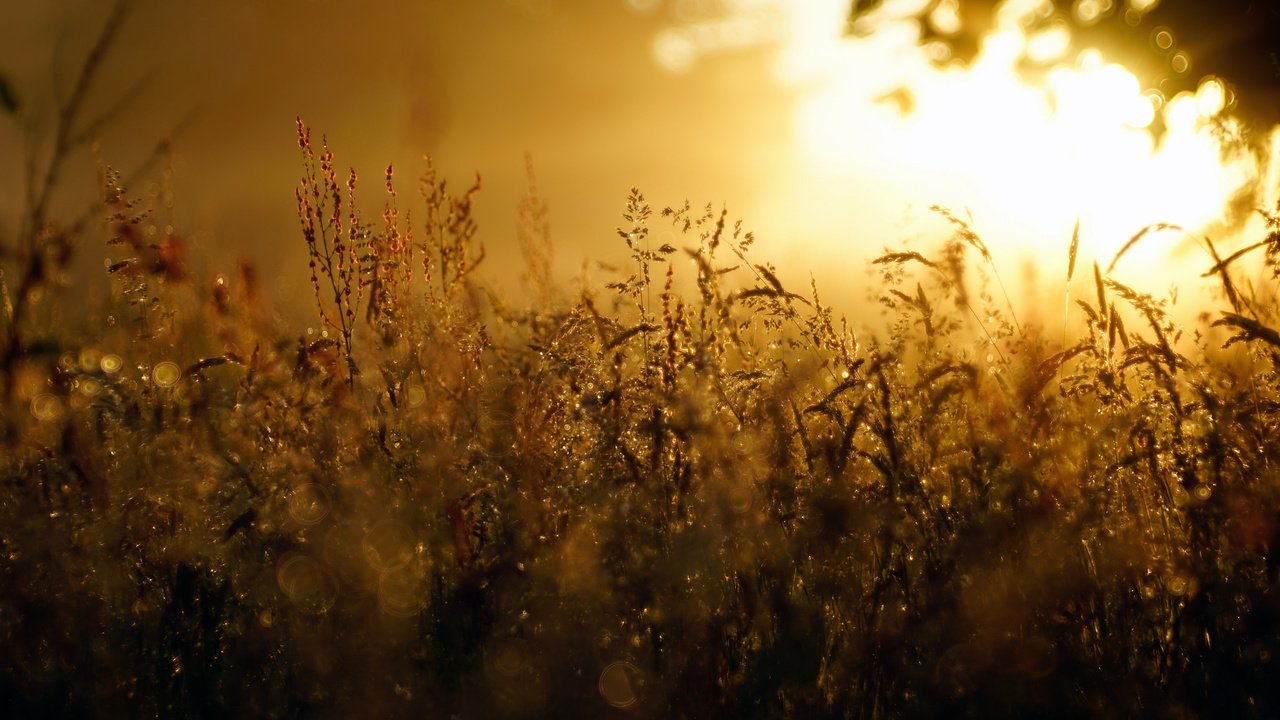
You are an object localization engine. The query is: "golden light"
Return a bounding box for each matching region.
[778,0,1269,293]
[1074,0,1104,25]
[1026,24,1071,62]
[930,0,963,35]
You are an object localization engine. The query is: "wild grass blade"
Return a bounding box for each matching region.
[1106,222,1180,274]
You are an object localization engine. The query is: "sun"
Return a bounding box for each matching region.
[782,0,1269,286]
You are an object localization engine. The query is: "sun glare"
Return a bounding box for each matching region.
[781,0,1268,286]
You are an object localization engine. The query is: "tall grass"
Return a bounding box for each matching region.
[2,122,1280,718]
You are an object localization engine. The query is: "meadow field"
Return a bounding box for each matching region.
[1,110,1280,718]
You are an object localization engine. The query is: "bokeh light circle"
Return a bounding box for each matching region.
[287,483,331,526]
[152,360,180,388]
[276,553,338,615]
[598,660,643,708]
[363,519,415,571]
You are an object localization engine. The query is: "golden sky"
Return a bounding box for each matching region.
[3,0,1277,316]
[3,2,799,305]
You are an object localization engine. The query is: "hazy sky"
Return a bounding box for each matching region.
[3,0,1275,317]
[3,1,828,309]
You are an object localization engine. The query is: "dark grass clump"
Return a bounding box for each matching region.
[4,121,1280,719]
